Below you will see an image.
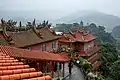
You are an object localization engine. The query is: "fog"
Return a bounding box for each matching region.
[0,0,120,20]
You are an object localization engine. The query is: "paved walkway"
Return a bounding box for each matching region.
[53,63,86,80]
[64,64,85,80]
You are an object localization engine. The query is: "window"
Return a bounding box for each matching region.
[52,41,56,49]
[42,44,46,51]
[88,45,91,48]
[27,47,32,50]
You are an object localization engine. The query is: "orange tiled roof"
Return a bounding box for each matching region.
[0,52,51,80]
[59,31,96,43]
[59,52,70,60]
[0,45,69,62]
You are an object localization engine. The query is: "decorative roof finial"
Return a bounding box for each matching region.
[32,19,36,26]
[19,21,22,27]
[69,30,76,38]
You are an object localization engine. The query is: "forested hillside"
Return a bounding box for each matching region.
[55,22,116,44]
[100,43,120,80]
[112,25,120,39]
[54,11,120,32]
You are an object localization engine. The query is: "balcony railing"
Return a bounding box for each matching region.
[77,46,101,57]
[85,46,101,56]
[87,53,102,63]
[92,61,102,70]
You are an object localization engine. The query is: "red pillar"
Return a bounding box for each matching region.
[63,63,65,77]
[45,61,47,75]
[52,62,54,78]
[37,62,39,71]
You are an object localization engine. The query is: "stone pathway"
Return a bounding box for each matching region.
[64,65,85,80]
[53,63,86,80]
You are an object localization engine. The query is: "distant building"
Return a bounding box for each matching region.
[55,31,63,35]
[59,30,102,70]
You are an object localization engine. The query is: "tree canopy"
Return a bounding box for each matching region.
[100,43,120,80]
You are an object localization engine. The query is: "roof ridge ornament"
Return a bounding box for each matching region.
[19,21,22,28]
[64,35,70,40]
[32,19,44,39]
[1,19,13,42]
[38,30,44,39]
[69,30,76,38]
[81,35,85,41]
[78,29,88,36]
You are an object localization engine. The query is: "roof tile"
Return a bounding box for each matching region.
[0,51,51,80]
[59,31,96,43]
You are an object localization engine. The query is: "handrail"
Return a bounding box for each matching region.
[62,74,71,80]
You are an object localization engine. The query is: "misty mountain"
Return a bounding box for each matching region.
[1,10,120,31]
[54,10,120,32]
[112,25,120,39]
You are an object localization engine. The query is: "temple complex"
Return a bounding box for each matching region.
[59,30,102,70]
[0,19,102,79]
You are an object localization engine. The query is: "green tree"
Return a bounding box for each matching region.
[108,59,120,80]
[100,43,120,79]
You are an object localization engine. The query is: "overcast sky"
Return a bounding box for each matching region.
[0,0,120,19]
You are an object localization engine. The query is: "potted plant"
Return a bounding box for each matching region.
[57,77,60,80]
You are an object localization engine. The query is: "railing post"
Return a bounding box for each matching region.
[52,62,54,78]
[37,62,39,71]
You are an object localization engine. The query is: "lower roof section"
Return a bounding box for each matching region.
[92,61,102,70]
[0,45,70,62]
[87,53,102,64]
[0,52,51,80]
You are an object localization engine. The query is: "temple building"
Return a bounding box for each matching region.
[59,30,102,70]
[0,19,62,52]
